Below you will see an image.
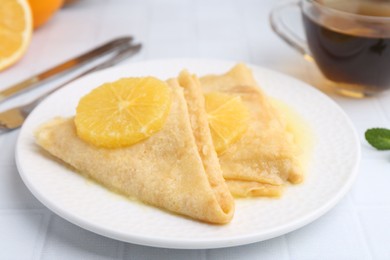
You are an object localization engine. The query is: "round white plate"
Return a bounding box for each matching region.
[16,59,361,249]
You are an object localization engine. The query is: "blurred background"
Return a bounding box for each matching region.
[2,0,309,81]
[3,0,321,109]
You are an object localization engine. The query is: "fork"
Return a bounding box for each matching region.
[0,42,142,133]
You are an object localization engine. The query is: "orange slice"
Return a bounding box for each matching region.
[0,0,32,71]
[205,92,250,154]
[75,77,172,148]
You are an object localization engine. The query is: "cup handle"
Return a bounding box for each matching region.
[269,1,313,62]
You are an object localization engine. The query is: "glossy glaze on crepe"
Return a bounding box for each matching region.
[35,79,234,224]
[199,64,309,197]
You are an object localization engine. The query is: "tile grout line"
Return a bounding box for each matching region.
[352,204,390,210]
[282,235,292,260]
[350,203,374,260]
[191,0,200,57]
[35,213,54,260]
[201,249,208,260]
[142,0,153,60]
[0,208,47,214]
[235,0,252,64]
[117,240,126,260]
[32,212,53,260]
[374,97,390,126]
[194,0,201,57]
[370,97,390,124]
[92,0,111,42]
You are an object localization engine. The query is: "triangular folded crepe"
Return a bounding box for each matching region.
[35,78,235,224]
[197,64,307,197]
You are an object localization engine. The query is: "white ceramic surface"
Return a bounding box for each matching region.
[16,59,360,249]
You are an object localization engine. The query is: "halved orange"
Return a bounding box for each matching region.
[0,0,32,71]
[28,0,64,29]
[75,77,172,148]
[205,92,250,154]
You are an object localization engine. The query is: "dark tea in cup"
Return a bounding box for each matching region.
[271,0,390,97]
[303,0,390,95]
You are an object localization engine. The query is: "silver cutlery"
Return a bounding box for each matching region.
[0,42,142,132]
[0,36,133,103]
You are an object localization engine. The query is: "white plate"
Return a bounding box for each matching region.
[16,59,361,249]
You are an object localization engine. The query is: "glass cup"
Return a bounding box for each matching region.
[270,0,390,98]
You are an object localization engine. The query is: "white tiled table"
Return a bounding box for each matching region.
[1,0,390,259]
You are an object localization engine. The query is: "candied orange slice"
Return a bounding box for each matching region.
[205,92,249,154]
[75,77,171,148]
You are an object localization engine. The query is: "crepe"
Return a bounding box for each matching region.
[35,78,235,224]
[198,64,308,197]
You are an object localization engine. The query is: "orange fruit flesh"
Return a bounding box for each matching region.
[0,0,32,70]
[205,92,250,154]
[75,77,172,149]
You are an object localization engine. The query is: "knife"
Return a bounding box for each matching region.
[28,42,143,110]
[0,42,142,131]
[0,36,133,103]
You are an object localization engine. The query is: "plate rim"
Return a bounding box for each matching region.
[15,58,361,249]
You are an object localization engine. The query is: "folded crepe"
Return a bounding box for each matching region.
[196,64,308,197]
[35,78,235,224]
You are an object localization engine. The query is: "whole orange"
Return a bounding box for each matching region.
[28,0,64,29]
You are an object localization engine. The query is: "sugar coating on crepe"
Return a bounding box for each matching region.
[199,64,309,197]
[35,80,234,224]
[176,71,234,214]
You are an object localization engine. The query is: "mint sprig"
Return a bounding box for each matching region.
[365,128,390,150]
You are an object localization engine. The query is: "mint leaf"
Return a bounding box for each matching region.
[365,128,390,150]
